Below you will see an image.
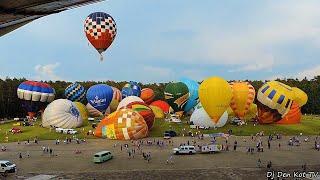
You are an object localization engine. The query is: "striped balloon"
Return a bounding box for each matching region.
[65,82,86,102]
[229,82,255,120]
[111,86,122,102]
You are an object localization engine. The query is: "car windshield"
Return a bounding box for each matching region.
[94,155,100,157]
[5,162,13,166]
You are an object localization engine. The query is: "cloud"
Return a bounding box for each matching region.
[229,55,275,72]
[268,65,320,80]
[140,65,173,83]
[34,63,62,81]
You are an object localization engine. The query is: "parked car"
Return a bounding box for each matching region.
[164,132,171,139]
[173,145,196,155]
[165,130,177,137]
[0,160,16,176]
[93,151,113,163]
[63,129,78,135]
[10,128,21,134]
[55,128,64,133]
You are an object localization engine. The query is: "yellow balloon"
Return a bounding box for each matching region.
[257,81,295,117]
[199,76,232,123]
[74,102,89,121]
[150,105,165,119]
[292,87,308,107]
[229,82,255,119]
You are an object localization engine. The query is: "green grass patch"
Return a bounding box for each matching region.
[0,115,319,143]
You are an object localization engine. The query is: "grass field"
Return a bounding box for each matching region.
[1,115,320,143]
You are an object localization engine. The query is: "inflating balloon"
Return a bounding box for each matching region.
[150,100,170,114]
[17,81,55,118]
[42,99,83,128]
[276,101,301,124]
[95,108,148,140]
[292,87,308,107]
[84,12,117,61]
[65,82,86,102]
[229,82,255,120]
[86,84,113,114]
[117,96,144,110]
[150,105,165,119]
[121,81,141,99]
[140,88,155,104]
[180,78,199,113]
[257,81,295,118]
[123,101,155,130]
[199,77,232,123]
[74,102,89,121]
[164,82,189,112]
[190,103,228,128]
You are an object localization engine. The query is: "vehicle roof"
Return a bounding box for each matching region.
[0,160,10,163]
[94,151,111,155]
[179,145,195,147]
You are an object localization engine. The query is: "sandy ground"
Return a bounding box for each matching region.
[0,135,319,180]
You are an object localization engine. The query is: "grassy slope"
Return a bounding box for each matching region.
[1,115,320,143]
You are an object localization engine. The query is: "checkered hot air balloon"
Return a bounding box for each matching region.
[64,82,86,102]
[84,12,117,61]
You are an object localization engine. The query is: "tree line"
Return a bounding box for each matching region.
[0,76,319,118]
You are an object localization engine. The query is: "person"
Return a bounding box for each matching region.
[278,143,281,149]
[268,141,270,149]
[257,158,261,168]
[302,163,307,172]
[267,161,272,169]
[234,140,237,151]
[19,153,22,159]
[27,151,30,158]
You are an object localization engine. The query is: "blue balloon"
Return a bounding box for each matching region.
[121,81,141,99]
[86,84,113,113]
[65,82,86,102]
[180,78,199,112]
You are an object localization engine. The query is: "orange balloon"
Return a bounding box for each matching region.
[276,102,301,124]
[140,88,155,104]
[257,101,282,124]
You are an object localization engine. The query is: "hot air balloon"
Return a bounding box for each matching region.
[64,82,86,102]
[190,103,228,128]
[180,78,199,113]
[140,88,155,104]
[276,101,301,124]
[121,81,141,99]
[74,102,89,121]
[117,96,144,110]
[199,77,232,123]
[111,87,122,102]
[86,84,113,114]
[17,81,55,118]
[84,12,117,61]
[123,101,155,130]
[86,103,109,117]
[229,82,255,120]
[257,81,295,123]
[150,105,165,119]
[95,108,148,140]
[42,99,83,128]
[150,100,170,114]
[292,87,308,107]
[164,82,189,113]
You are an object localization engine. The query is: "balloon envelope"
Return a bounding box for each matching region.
[124,101,155,130]
[17,80,55,118]
[190,104,228,128]
[150,100,170,114]
[95,108,148,140]
[140,88,155,104]
[86,84,113,113]
[292,87,308,107]
[42,99,83,128]
[117,96,144,110]
[229,82,255,120]
[74,102,89,121]
[199,77,232,123]
[84,12,117,55]
[180,78,199,113]
[164,82,189,112]
[276,101,301,124]
[121,81,141,99]
[64,82,86,102]
[150,105,165,119]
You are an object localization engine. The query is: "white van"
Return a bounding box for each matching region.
[173,146,196,155]
[0,160,16,175]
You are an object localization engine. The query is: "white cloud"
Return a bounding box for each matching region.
[140,66,174,83]
[34,63,62,81]
[230,55,275,72]
[268,65,320,80]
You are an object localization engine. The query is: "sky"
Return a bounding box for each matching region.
[1,0,320,83]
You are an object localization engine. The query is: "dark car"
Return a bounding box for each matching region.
[164,130,177,137]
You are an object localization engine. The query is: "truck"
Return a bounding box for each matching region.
[0,160,16,177]
[173,145,196,155]
[199,144,222,154]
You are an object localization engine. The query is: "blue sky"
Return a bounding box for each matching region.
[1,0,320,83]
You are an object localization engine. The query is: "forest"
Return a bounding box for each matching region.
[0,76,319,118]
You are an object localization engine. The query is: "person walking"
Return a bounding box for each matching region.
[268,140,270,149]
[257,158,261,168]
[19,152,22,159]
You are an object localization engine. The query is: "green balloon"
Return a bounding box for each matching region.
[164,82,189,112]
